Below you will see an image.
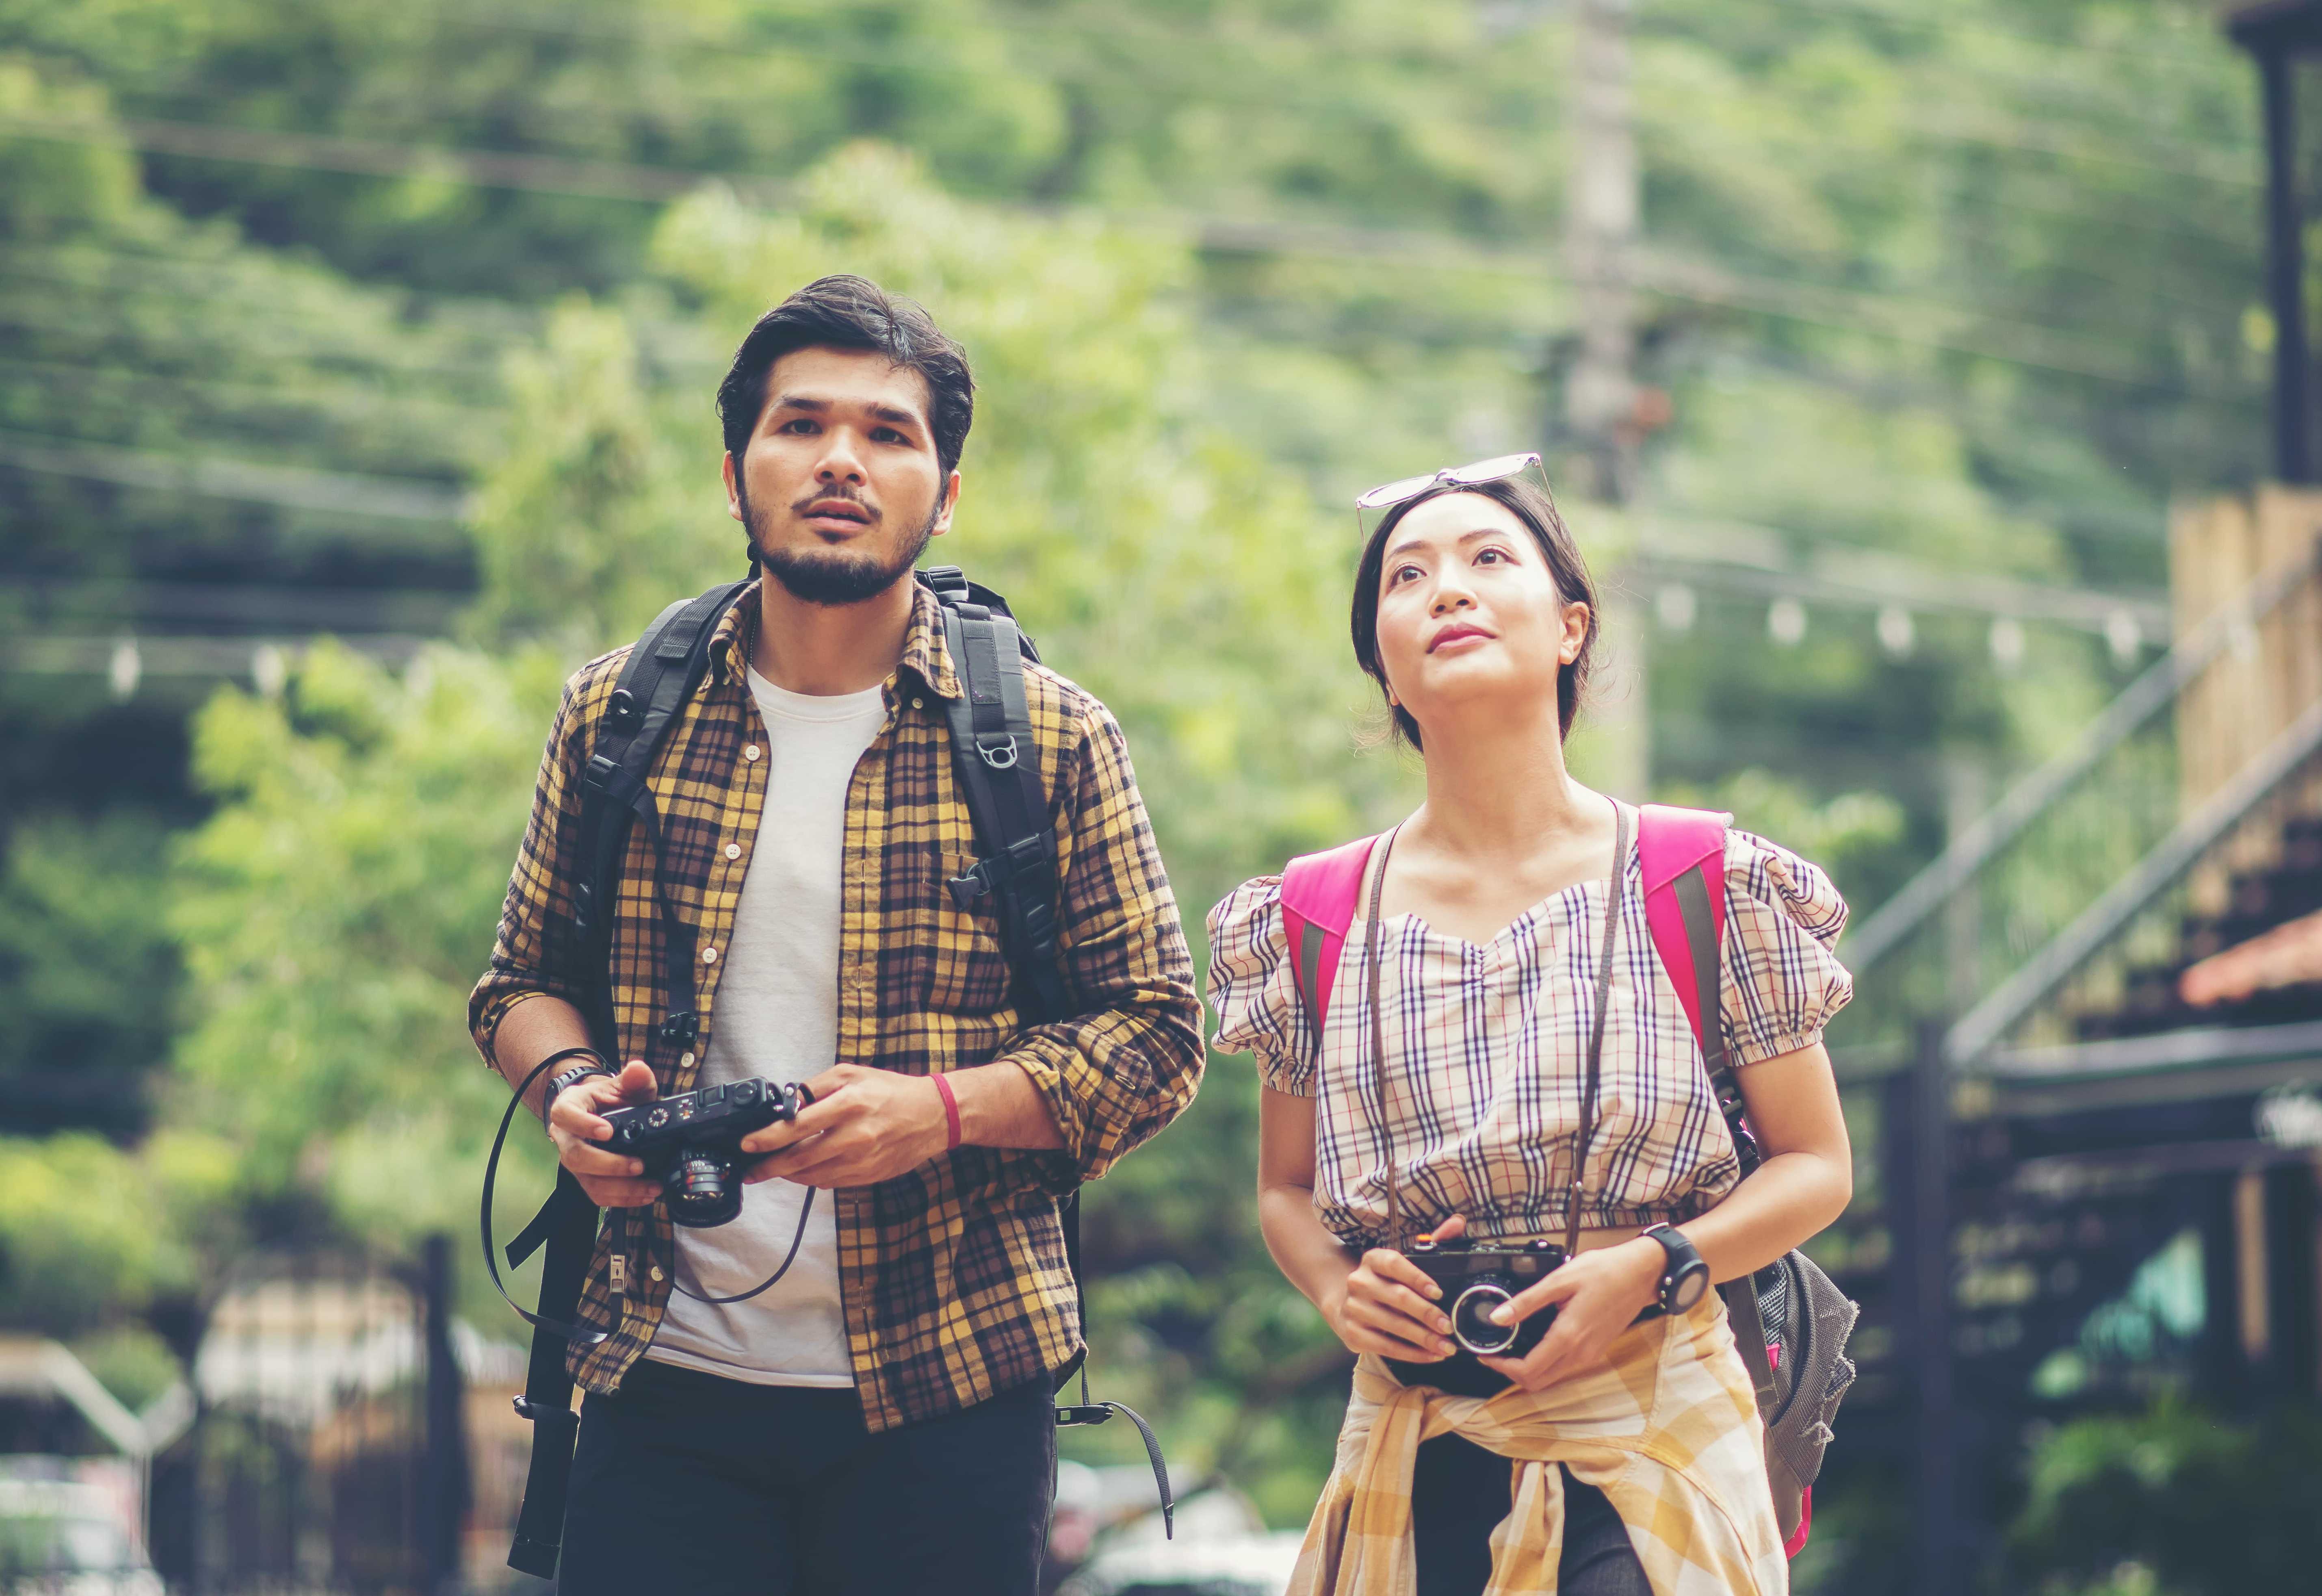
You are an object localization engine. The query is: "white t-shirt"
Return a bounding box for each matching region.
[645,668,886,1387]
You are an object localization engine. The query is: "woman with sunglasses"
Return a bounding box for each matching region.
[1206,457,1855,1595]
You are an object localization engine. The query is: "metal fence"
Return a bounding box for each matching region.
[155,1236,481,1596]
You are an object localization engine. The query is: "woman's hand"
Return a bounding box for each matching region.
[1477,1237,1665,1392]
[1323,1237,1459,1363]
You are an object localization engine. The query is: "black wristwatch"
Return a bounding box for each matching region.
[1641,1224,1712,1316]
[541,1053,613,1126]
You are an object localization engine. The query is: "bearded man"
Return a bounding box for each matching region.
[470,275,1203,1595]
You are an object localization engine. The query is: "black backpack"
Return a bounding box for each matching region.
[493,567,1168,1580]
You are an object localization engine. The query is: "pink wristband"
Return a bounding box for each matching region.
[931,1073,962,1150]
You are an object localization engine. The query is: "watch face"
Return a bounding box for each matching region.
[1669,1265,1710,1313]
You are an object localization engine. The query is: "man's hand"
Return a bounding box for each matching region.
[740,1063,949,1189]
[547,1060,664,1208]
[1476,1237,1665,1393]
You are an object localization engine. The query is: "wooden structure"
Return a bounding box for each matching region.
[2171,487,2322,909]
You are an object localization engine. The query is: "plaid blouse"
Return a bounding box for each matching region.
[1206,824,1850,1245]
[471,579,1204,1433]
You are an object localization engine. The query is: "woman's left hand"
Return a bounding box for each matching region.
[1477,1238,1666,1392]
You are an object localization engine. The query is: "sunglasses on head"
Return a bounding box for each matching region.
[1354,452,1556,538]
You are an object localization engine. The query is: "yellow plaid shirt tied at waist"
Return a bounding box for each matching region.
[1291,1293,1789,1596]
[469,578,1204,1433]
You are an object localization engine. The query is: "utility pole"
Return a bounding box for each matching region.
[1564,0,1650,797]
[1566,0,1641,505]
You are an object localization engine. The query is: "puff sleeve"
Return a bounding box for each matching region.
[1718,830,1854,1066]
[1204,876,1317,1096]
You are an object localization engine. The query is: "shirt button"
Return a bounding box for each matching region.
[725,843,741,860]
[702,946,719,965]
[650,1266,665,1283]
[743,745,761,762]
[911,697,924,710]
[680,1051,696,1068]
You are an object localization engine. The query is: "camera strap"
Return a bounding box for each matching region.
[1567,800,1630,1259]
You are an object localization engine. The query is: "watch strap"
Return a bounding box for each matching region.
[538,1049,612,1125]
[1641,1222,1707,1314]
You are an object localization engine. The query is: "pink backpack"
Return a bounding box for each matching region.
[1276,805,1854,1557]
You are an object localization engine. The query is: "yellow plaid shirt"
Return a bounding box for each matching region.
[470,578,1204,1432]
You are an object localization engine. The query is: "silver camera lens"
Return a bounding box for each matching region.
[1450,1282,1520,1355]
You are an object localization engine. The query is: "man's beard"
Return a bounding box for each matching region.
[739,481,940,607]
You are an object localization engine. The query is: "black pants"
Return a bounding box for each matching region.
[558,1359,1055,1596]
[1410,1433,1651,1596]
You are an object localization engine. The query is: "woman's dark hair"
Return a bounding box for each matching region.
[1349,474,1599,751]
[715,275,974,475]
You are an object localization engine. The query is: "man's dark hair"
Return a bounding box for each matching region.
[715,275,974,476]
[1349,474,1599,750]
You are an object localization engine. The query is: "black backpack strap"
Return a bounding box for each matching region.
[503,578,749,1579]
[505,1169,599,1578]
[928,577,1072,1028]
[572,579,751,1051]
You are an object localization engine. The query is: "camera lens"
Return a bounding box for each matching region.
[665,1150,743,1228]
[1450,1283,1520,1355]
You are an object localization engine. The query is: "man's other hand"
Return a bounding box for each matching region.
[740,1063,947,1189]
[548,1060,664,1207]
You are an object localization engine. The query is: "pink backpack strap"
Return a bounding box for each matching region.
[1637,804,1731,1069]
[1278,835,1382,1053]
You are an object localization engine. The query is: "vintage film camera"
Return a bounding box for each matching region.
[1405,1230,1569,1357]
[598,1078,813,1228]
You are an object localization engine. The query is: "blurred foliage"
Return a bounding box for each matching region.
[170,641,567,1241]
[0,811,177,1090]
[0,50,506,593]
[2008,1397,2322,1596]
[0,1128,237,1334]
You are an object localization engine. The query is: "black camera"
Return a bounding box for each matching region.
[597,1078,813,1228]
[1406,1232,1569,1357]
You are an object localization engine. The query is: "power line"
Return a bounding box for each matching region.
[75,114,775,208]
[1632,250,2261,400]
[438,3,1542,128]
[1,579,466,634]
[0,430,470,522]
[0,251,518,390]
[0,108,2267,398]
[1,630,428,685]
[1631,510,2170,635]
[0,351,503,427]
[1640,0,2237,73]
[440,0,2270,175]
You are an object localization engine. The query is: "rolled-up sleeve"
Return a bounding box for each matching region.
[467,662,609,1062]
[1002,701,1204,1187]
